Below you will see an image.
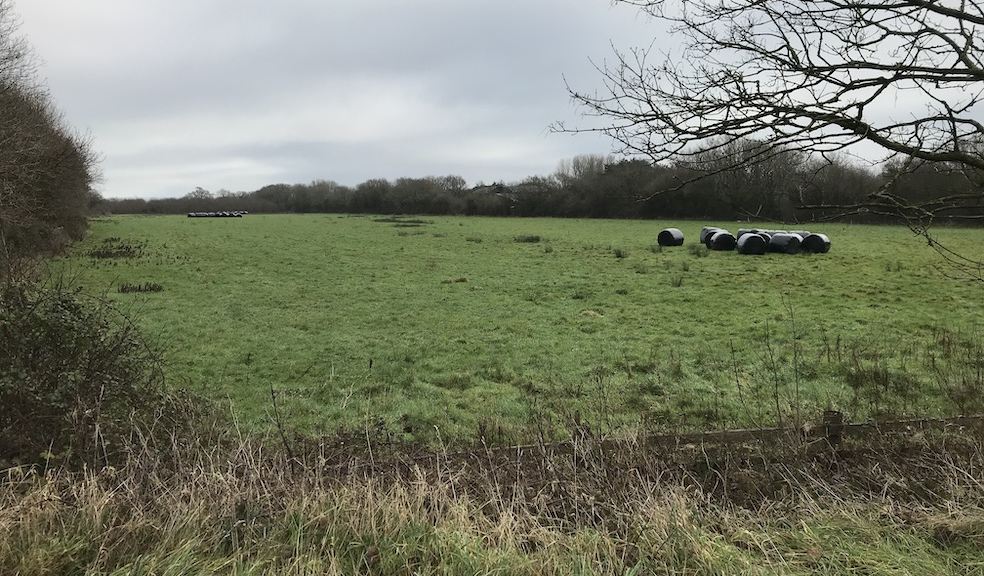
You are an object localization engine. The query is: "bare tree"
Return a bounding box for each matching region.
[555,154,612,186]
[565,0,984,280]
[0,0,33,94]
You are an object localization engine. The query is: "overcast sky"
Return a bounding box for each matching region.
[16,1,662,198]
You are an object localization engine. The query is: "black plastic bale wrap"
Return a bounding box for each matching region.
[801,233,831,253]
[187,212,247,218]
[705,229,729,248]
[657,228,685,246]
[756,232,773,243]
[736,233,768,255]
[709,231,738,250]
[769,233,802,254]
[736,229,758,240]
[700,226,722,245]
[790,230,811,237]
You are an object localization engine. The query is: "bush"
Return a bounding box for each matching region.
[0,281,190,467]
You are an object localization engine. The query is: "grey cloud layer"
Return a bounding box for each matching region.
[19,1,660,198]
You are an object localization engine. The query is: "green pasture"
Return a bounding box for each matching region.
[55,214,984,441]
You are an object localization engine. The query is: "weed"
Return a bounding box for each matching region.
[86,239,145,259]
[438,371,474,390]
[613,247,628,259]
[118,282,164,294]
[688,244,709,258]
[671,275,684,287]
[514,234,542,243]
[373,216,431,225]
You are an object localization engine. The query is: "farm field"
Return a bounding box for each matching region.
[57,214,984,442]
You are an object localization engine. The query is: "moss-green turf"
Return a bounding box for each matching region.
[57,214,984,440]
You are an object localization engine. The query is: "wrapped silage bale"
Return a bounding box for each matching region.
[709,231,738,250]
[801,233,831,253]
[769,233,802,254]
[700,226,722,245]
[737,233,768,255]
[657,228,685,246]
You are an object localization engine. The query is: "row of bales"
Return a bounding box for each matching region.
[657,227,830,255]
[186,211,249,218]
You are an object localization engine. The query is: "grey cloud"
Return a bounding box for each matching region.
[18,0,661,198]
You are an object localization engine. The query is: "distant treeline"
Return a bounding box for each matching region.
[0,1,98,267]
[99,144,982,224]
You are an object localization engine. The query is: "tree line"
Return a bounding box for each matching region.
[0,0,98,273]
[98,146,981,224]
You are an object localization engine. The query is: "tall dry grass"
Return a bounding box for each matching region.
[1,425,983,575]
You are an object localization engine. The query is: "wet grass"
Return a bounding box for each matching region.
[55,215,984,440]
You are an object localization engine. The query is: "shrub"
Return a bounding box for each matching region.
[0,281,192,467]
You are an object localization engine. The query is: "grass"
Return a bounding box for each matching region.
[54,214,984,441]
[5,476,978,575]
[2,430,983,575]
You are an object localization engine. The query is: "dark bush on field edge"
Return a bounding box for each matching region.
[0,1,100,270]
[0,281,197,468]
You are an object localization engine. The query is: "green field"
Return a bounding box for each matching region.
[56,215,984,441]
